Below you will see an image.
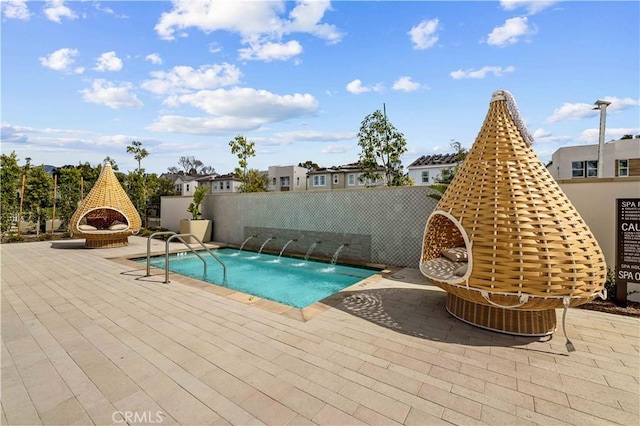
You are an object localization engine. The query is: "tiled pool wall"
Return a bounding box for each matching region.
[241,227,372,264]
[205,186,438,267]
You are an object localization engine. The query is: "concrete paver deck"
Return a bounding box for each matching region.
[1,237,638,425]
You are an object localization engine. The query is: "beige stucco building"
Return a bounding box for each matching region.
[547,137,640,180]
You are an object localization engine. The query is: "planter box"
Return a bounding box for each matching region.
[179,219,212,243]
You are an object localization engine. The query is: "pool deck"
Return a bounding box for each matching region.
[1,237,638,425]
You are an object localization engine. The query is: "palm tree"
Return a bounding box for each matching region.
[126,141,149,173]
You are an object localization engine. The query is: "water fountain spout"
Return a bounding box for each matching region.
[278,239,297,258]
[305,241,321,261]
[239,235,257,251]
[258,237,276,254]
[330,244,348,265]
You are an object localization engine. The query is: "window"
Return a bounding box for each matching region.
[357,174,365,185]
[272,178,276,186]
[280,176,290,187]
[333,174,339,184]
[226,182,230,189]
[296,177,300,186]
[571,161,585,178]
[186,184,190,192]
[370,177,377,185]
[421,171,430,183]
[348,174,355,185]
[313,175,326,186]
[572,160,598,178]
[619,159,629,177]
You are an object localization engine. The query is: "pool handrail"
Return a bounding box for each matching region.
[164,233,227,284]
[146,231,177,277]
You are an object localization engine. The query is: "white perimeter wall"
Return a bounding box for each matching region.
[558,177,640,302]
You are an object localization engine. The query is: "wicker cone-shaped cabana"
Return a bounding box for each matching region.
[70,163,141,248]
[420,90,606,336]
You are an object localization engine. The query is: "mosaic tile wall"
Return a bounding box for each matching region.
[205,186,438,267]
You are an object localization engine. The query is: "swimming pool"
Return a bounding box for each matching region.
[139,248,379,308]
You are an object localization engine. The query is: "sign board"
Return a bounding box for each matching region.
[616,198,640,306]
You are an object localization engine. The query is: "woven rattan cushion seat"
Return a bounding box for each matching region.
[420,257,466,282]
[70,163,141,248]
[420,90,606,316]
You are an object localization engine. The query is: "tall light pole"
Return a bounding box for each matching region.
[593,99,611,178]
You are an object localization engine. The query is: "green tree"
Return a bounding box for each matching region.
[72,161,100,196]
[125,171,146,224]
[167,156,215,176]
[433,140,468,185]
[229,135,256,192]
[145,173,176,204]
[187,184,209,219]
[357,109,411,186]
[298,160,319,170]
[23,166,53,236]
[55,167,82,230]
[0,152,22,232]
[239,169,269,193]
[428,140,469,201]
[126,141,148,173]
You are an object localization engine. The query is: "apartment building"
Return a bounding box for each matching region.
[547,137,640,180]
[407,153,459,185]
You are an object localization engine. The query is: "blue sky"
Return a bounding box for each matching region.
[2,0,639,175]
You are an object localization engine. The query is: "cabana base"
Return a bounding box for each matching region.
[446,293,556,336]
[84,236,129,249]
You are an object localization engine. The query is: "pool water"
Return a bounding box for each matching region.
[140,248,379,308]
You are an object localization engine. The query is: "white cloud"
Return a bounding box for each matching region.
[39,48,83,74]
[155,0,341,62]
[532,128,571,144]
[284,0,342,44]
[151,87,319,134]
[147,115,264,134]
[145,53,163,65]
[94,51,123,72]
[80,79,143,109]
[579,127,640,143]
[450,65,515,79]
[346,79,382,95]
[546,97,640,123]
[274,130,356,142]
[208,42,223,54]
[487,16,536,47]
[0,122,138,150]
[546,102,594,123]
[142,63,241,95]
[94,2,128,19]
[238,40,303,62]
[43,0,78,23]
[322,144,348,154]
[500,1,559,15]
[392,76,421,92]
[602,96,640,113]
[164,87,317,119]
[2,0,30,20]
[346,79,368,94]
[408,18,440,50]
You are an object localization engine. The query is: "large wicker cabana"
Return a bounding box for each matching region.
[70,162,141,248]
[420,90,606,336]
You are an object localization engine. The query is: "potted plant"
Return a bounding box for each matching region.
[179,184,212,243]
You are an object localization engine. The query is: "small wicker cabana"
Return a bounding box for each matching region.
[420,90,606,336]
[70,162,141,248]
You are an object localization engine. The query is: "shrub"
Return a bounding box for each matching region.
[604,265,616,301]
